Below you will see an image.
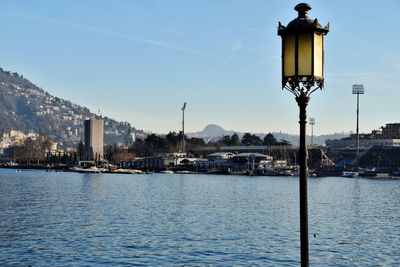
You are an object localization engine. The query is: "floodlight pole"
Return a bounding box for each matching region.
[352,85,364,168]
[311,123,314,146]
[181,102,186,154]
[309,118,315,147]
[356,92,360,166]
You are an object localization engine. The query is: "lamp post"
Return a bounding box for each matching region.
[309,117,315,147]
[278,3,329,266]
[352,84,364,168]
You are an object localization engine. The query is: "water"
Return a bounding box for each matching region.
[0,169,399,266]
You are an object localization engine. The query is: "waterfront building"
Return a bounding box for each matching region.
[381,123,400,138]
[325,123,400,149]
[207,152,235,161]
[206,152,236,171]
[325,136,400,149]
[121,152,192,171]
[231,153,273,170]
[358,146,400,170]
[0,130,39,154]
[324,123,400,168]
[190,145,294,158]
[84,118,104,161]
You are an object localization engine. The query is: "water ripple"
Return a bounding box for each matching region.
[1,169,399,266]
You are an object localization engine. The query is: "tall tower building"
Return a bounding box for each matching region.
[84,118,104,161]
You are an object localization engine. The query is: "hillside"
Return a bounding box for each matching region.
[0,67,138,147]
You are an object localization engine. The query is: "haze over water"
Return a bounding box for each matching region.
[1,169,399,266]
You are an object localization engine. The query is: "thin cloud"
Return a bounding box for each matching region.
[230,39,243,52]
[326,72,398,77]
[2,13,207,55]
[268,54,280,61]
[216,27,273,34]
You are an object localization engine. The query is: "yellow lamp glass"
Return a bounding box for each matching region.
[283,34,295,77]
[298,33,313,76]
[313,33,323,78]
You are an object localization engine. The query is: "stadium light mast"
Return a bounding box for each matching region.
[278,3,329,266]
[309,117,315,147]
[352,84,364,168]
[181,102,187,154]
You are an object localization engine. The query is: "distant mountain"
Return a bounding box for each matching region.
[0,67,142,147]
[189,124,235,139]
[187,124,350,146]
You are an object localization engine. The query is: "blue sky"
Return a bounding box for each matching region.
[1,0,399,135]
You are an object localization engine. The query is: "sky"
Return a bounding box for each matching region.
[1,0,399,135]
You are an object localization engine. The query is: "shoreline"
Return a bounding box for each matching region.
[1,165,400,180]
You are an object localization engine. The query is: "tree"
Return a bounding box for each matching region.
[131,138,149,157]
[217,133,241,146]
[77,141,84,160]
[9,134,54,164]
[230,133,240,146]
[105,144,135,163]
[263,133,278,146]
[187,137,206,147]
[278,139,292,146]
[8,145,29,163]
[145,134,169,152]
[166,131,181,152]
[241,133,262,145]
[219,135,232,146]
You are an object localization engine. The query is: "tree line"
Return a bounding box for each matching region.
[219,132,291,146]
[2,131,290,164]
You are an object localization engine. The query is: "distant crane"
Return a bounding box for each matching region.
[181,102,186,154]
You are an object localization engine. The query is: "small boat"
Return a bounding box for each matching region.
[342,171,358,178]
[111,169,143,174]
[160,170,174,174]
[71,166,101,173]
[176,170,191,174]
[129,169,143,174]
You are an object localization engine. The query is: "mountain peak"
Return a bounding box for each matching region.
[187,124,234,140]
[202,124,226,134]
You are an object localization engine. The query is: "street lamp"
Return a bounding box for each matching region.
[278,3,329,266]
[309,117,315,147]
[352,84,364,168]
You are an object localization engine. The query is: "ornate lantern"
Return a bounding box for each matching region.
[278,3,329,93]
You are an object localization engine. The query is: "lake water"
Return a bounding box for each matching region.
[1,169,399,266]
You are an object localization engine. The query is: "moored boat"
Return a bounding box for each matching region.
[342,171,358,178]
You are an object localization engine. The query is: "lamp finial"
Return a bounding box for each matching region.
[294,3,311,18]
